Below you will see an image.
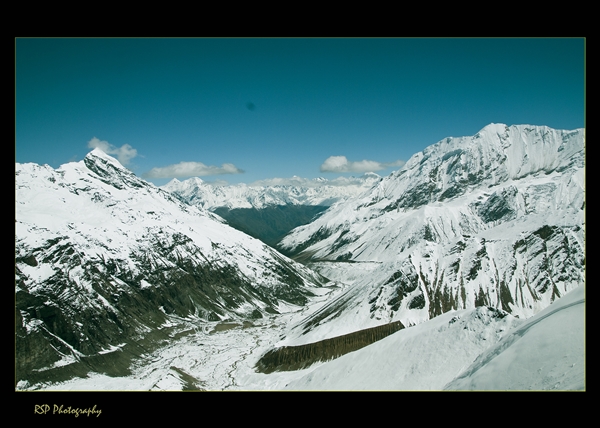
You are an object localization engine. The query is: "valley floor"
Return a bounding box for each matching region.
[17,280,346,391]
[17,311,336,391]
[17,273,585,392]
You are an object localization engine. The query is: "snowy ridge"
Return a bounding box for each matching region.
[443,284,585,390]
[278,285,584,391]
[378,123,583,208]
[279,124,584,340]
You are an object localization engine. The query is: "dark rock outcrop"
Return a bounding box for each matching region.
[255,321,405,373]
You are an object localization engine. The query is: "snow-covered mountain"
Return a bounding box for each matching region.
[161,173,382,210]
[15,149,330,386]
[279,124,585,339]
[15,124,585,392]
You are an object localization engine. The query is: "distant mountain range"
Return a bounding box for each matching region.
[162,173,381,248]
[161,173,382,210]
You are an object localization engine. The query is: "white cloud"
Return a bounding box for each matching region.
[143,161,244,179]
[87,137,138,166]
[320,155,405,173]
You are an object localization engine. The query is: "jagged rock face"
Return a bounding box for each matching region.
[279,124,585,336]
[15,149,327,384]
[380,124,583,211]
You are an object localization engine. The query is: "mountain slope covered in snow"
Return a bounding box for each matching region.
[15,149,329,386]
[444,284,584,390]
[277,285,584,391]
[279,124,585,340]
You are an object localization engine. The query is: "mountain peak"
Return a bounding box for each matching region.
[479,123,508,133]
[85,148,125,167]
[16,151,329,386]
[83,149,146,190]
[165,178,181,186]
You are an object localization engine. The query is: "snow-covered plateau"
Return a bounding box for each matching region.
[15,123,585,391]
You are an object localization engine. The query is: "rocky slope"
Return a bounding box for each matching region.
[15,149,329,385]
[279,124,585,341]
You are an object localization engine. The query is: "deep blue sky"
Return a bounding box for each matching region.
[16,37,585,186]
